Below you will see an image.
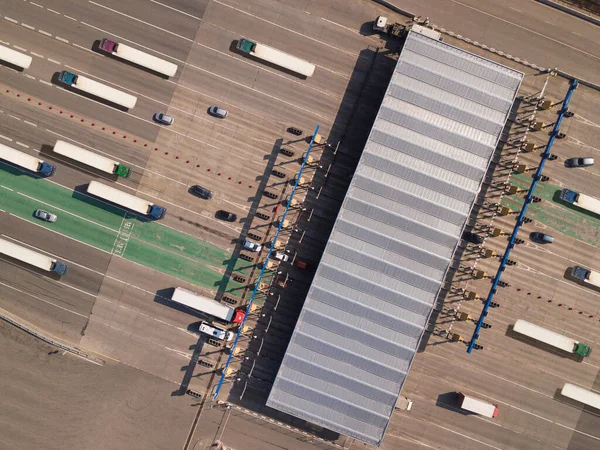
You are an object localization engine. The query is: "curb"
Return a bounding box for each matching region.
[535,0,600,27]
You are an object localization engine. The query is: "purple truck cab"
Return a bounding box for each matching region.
[100,39,117,53]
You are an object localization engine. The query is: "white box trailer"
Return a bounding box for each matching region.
[456,393,498,418]
[58,71,137,110]
[0,143,55,176]
[561,383,600,410]
[100,39,178,77]
[0,44,32,69]
[53,140,130,177]
[0,237,68,275]
[513,319,591,357]
[171,287,245,323]
[236,38,315,77]
[86,181,167,219]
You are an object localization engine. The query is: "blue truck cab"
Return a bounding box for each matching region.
[58,70,77,85]
[39,161,56,177]
[560,189,578,203]
[571,266,590,282]
[52,260,68,276]
[149,205,167,220]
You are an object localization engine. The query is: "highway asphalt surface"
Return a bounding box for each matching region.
[2,0,600,449]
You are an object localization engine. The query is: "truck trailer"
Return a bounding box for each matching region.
[236,38,315,77]
[53,140,130,177]
[0,44,33,70]
[513,319,591,357]
[86,181,167,219]
[561,383,600,410]
[456,393,499,418]
[0,143,55,176]
[171,287,245,323]
[560,189,600,216]
[100,39,178,77]
[58,71,137,110]
[0,237,68,275]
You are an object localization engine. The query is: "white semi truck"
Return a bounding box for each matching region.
[236,38,315,77]
[513,319,591,357]
[0,44,32,70]
[456,393,499,418]
[86,181,167,219]
[171,287,245,323]
[570,265,600,289]
[0,143,56,176]
[561,383,600,410]
[0,237,68,275]
[58,71,137,109]
[100,39,178,77]
[560,189,600,216]
[53,140,131,177]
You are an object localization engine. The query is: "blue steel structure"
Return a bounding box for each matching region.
[467,79,579,353]
[213,125,320,399]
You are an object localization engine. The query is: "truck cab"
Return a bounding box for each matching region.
[38,161,56,176]
[560,189,578,203]
[236,38,256,54]
[58,70,77,85]
[114,164,131,178]
[149,205,167,219]
[571,265,590,281]
[100,38,117,53]
[51,261,68,275]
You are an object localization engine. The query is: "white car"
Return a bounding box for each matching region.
[274,251,289,262]
[34,209,57,222]
[242,239,262,252]
[199,322,234,341]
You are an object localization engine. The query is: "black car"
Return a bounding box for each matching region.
[216,210,237,222]
[462,231,484,244]
[191,185,212,199]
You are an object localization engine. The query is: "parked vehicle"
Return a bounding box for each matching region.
[236,38,315,77]
[0,237,68,275]
[199,322,234,341]
[153,112,174,125]
[100,39,178,77]
[274,251,289,262]
[216,210,237,222]
[58,71,137,110]
[462,231,484,244]
[456,393,499,418]
[0,143,55,176]
[191,185,212,199]
[565,157,594,168]
[560,189,600,216]
[242,240,262,252]
[562,383,600,410]
[570,265,600,289]
[208,106,228,118]
[86,181,167,219]
[0,44,32,70]
[53,140,130,177]
[512,319,591,357]
[34,209,57,223]
[530,232,554,243]
[171,287,245,323]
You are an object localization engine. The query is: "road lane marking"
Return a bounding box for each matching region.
[30,51,44,58]
[572,32,581,36]
[0,134,13,141]
[64,15,77,21]
[21,23,35,30]
[24,74,36,80]
[4,17,18,24]
[13,45,27,52]
[24,120,37,127]
[38,30,52,36]
[509,7,522,12]
[30,2,43,8]
[15,142,29,148]
[39,79,53,86]
[47,58,60,64]
[89,1,194,42]
[55,36,69,43]
[148,0,203,20]
[0,280,88,318]
[47,8,61,15]
[449,0,600,63]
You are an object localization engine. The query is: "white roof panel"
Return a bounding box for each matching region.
[267,30,523,446]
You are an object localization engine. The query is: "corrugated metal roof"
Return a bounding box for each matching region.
[267,30,523,446]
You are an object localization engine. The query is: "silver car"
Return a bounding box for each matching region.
[208,106,228,118]
[154,112,174,125]
[34,209,57,222]
[242,239,262,252]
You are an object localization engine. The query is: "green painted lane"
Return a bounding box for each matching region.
[502,173,600,247]
[0,163,244,292]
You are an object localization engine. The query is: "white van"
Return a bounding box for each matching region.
[199,322,234,341]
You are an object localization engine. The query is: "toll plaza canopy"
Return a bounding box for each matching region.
[266,30,524,446]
